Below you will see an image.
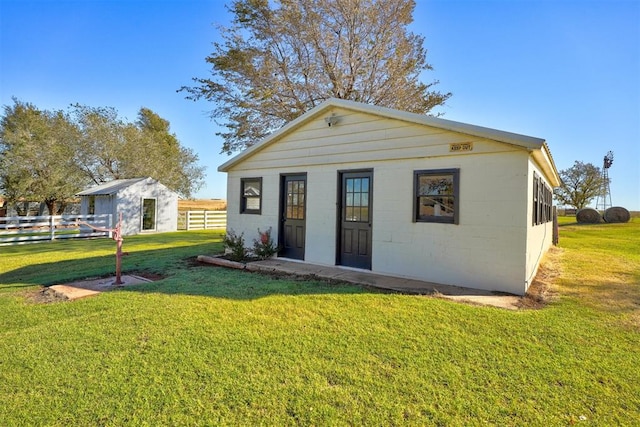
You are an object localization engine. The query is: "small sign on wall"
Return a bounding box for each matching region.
[449,142,473,152]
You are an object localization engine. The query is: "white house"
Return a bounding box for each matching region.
[219,99,560,295]
[78,177,178,236]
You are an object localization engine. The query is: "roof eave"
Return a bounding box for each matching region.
[530,143,561,187]
[218,102,333,172]
[218,98,549,172]
[76,177,151,196]
[339,99,546,149]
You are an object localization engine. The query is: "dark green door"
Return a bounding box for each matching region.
[338,171,372,269]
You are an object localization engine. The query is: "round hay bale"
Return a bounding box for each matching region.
[576,208,602,224]
[604,206,631,223]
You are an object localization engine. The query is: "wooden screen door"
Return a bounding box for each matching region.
[279,174,306,260]
[338,170,372,269]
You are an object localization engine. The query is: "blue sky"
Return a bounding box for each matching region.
[1,0,638,209]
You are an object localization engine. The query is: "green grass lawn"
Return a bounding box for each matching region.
[1,224,638,425]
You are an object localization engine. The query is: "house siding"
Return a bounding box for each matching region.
[227,111,541,294]
[371,152,530,294]
[81,195,114,219]
[118,179,178,235]
[525,159,555,291]
[231,108,520,172]
[80,178,177,236]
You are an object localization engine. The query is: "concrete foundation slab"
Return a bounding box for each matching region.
[200,257,523,310]
[49,275,152,300]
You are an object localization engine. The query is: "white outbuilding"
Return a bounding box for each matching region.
[78,177,178,236]
[219,99,560,295]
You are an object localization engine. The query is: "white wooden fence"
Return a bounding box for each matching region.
[178,210,227,231]
[0,214,112,245]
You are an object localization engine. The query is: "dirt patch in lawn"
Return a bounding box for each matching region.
[26,274,157,304]
[29,287,71,304]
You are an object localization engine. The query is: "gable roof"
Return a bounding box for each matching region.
[77,178,149,196]
[219,98,560,186]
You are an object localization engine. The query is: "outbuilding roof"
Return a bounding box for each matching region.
[77,178,149,196]
[218,98,560,186]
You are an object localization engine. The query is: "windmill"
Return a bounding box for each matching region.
[595,151,613,211]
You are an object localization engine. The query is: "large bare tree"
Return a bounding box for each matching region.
[181,0,451,153]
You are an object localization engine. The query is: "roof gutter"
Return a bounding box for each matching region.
[530,143,561,187]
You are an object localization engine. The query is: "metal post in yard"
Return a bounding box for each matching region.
[78,212,124,285]
[113,212,123,285]
[552,206,559,246]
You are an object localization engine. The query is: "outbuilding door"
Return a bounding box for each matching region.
[141,198,157,231]
[279,174,306,260]
[338,170,372,269]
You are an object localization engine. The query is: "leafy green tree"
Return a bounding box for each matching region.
[133,108,205,198]
[71,105,205,198]
[0,99,85,214]
[1,100,205,211]
[181,0,451,153]
[71,104,129,184]
[554,161,607,210]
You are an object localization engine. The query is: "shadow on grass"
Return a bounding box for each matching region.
[559,269,640,317]
[0,254,117,291]
[0,242,214,286]
[558,221,579,227]
[120,264,382,300]
[0,246,382,299]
